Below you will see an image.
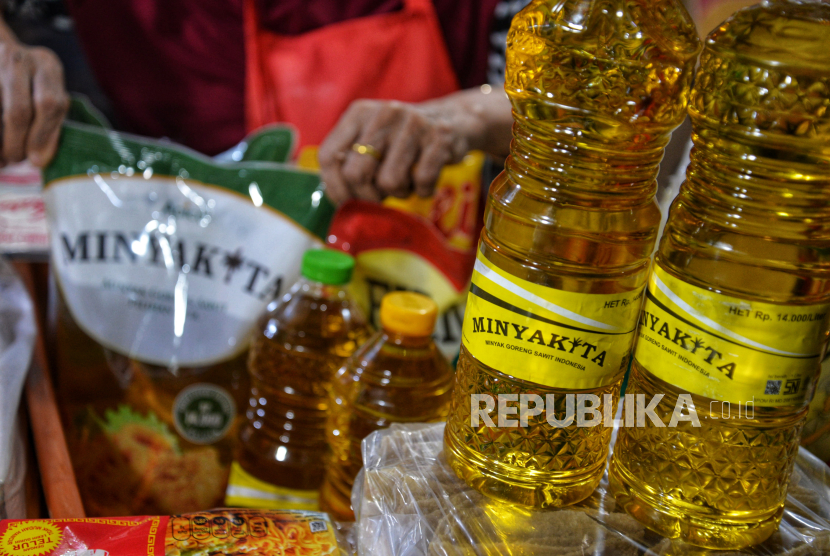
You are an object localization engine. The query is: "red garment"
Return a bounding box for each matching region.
[66,0,246,155]
[65,0,500,155]
[245,0,459,150]
[252,0,499,94]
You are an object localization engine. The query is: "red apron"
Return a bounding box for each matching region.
[244,0,460,151]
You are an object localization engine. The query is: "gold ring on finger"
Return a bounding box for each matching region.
[351,142,382,160]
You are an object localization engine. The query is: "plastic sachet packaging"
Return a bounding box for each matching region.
[0,509,350,556]
[353,423,830,556]
[44,121,334,516]
[326,152,485,363]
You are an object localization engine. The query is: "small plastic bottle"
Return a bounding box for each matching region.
[230,249,372,509]
[320,292,454,520]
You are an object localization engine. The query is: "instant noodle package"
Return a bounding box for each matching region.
[0,510,345,556]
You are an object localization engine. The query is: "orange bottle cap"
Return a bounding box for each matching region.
[380,292,438,337]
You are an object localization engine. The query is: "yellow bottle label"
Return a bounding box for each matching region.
[636,264,830,406]
[461,252,644,389]
[224,462,320,511]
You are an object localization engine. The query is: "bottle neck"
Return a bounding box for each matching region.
[381,329,433,349]
[682,114,830,236]
[505,106,668,207]
[292,277,352,301]
[679,44,830,236]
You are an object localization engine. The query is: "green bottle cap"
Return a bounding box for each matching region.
[301,249,355,285]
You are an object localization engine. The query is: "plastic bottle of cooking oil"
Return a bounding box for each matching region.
[320,292,454,520]
[443,0,700,509]
[227,249,372,509]
[609,1,830,549]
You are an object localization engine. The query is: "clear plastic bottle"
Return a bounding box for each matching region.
[609,1,830,549]
[320,292,454,520]
[443,0,700,508]
[231,249,372,509]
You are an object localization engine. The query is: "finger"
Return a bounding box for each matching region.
[341,103,407,202]
[319,101,370,204]
[319,140,352,205]
[321,157,351,206]
[412,139,454,198]
[319,101,369,169]
[375,114,423,198]
[27,48,69,167]
[0,46,33,164]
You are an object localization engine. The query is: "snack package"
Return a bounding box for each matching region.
[354,423,830,556]
[0,163,47,257]
[326,152,485,361]
[44,122,334,516]
[0,510,347,556]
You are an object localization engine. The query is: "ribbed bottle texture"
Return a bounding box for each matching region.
[610,1,830,548]
[320,292,453,520]
[444,0,700,508]
[237,266,371,499]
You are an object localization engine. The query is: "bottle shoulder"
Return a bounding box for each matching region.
[507,0,701,133]
[334,333,453,386]
[707,2,830,75]
[255,287,371,347]
[512,0,700,63]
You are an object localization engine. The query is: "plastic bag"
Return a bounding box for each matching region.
[353,422,830,556]
[44,121,335,516]
[0,259,36,519]
[0,509,351,556]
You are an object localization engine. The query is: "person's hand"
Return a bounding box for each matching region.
[318,99,471,204]
[0,41,69,167]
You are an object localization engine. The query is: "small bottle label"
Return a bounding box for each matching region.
[461,252,644,389]
[635,264,830,406]
[224,462,320,511]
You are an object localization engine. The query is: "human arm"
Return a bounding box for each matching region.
[318,86,513,204]
[0,16,69,167]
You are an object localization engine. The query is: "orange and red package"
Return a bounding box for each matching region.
[325,152,486,362]
[0,510,342,556]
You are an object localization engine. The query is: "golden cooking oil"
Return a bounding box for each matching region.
[319,292,454,521]
[609,1,830,549]
[443,0,700,508]
[234,249,371,507]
